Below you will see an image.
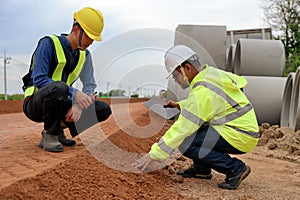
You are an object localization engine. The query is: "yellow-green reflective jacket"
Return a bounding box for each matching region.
[150,65,259,160]
[23,35,86,97]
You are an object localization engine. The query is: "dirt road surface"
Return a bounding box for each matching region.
[0,100,299,199]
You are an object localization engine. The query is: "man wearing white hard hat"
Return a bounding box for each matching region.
[134,45,259,190]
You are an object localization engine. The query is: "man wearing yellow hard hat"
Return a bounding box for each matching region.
[22,7,111,152]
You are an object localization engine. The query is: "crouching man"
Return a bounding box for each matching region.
[134,45,259,190]
[22,7,111,152]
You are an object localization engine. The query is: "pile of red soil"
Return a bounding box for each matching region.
[258,123,300,162]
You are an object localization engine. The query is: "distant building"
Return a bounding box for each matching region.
[226,28,272,48]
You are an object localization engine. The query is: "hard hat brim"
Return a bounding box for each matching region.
[165,70,174,79]
[86,33,102,41]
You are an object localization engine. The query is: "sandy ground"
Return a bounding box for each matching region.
[0,100,299,199]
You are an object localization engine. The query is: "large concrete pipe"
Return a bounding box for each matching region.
[281,72,296,127]
[243,76,286,125]
[175,25,227,69]
[226,44,236,72]
[289,67,300,131]
[233,39,285,76]
[167,27,217,101]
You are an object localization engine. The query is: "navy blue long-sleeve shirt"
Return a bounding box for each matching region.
[31,34,97,100]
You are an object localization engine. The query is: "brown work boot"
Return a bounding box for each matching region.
[58,128,76,146]
[39,130,64,152]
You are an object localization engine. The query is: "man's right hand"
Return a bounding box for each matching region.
[74,91,93,109]
[163,100,180,110]
[65,104,82,122]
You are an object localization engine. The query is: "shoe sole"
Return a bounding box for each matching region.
[177,173,212,179]
[43,146,64,152]
[39,139,43,148]
[241,166,251,181]
[59,140,76,146]
[40,136,74,148]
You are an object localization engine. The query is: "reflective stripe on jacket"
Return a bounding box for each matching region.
[24,35,86,97]
[149,65,259,160]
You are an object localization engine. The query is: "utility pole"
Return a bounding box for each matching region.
[128,86,131,98]
[106,81,110,97]
[118,85,121,97]
[1,50,11,100]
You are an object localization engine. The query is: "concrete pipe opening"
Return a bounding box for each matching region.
[289,67,300,131]
[226,44,236,73]
[281,72,295,127]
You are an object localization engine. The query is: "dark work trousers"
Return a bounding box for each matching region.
[178,125,245,178]
[23,81,112,137]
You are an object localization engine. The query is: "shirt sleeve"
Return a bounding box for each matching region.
[31,37,55,89]
[149,90,208,160]
[79,50,97,95]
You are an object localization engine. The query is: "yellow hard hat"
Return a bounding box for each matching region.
[73,7,104,41]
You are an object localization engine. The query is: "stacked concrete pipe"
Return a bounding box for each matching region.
[233,38,285,76]
[232,38,286,125]
[281,72,296,127]
[167,25,219,102]
[243,76,286,126]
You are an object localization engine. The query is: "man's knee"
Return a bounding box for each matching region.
[53,81,68,100]
[44,81,68,101]
[95,100,112,122]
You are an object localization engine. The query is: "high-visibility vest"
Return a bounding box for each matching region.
[24,35,86,97]
[150,65,259,160]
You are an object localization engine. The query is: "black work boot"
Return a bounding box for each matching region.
[39,130,64,152]
[177,165,212,179]
[218,165,251,190]
[58,129,76,146]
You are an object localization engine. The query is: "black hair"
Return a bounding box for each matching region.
[180,59,201,71]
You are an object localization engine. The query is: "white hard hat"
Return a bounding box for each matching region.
[164,45,197,79]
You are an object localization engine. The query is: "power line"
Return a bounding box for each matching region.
[10,58,28,68]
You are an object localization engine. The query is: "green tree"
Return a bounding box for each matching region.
[286,23,300,74]
[261,0,300,75]
[109,89,126,97]
[130,94,139,98]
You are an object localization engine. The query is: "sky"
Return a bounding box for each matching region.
[0,0,268,95]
